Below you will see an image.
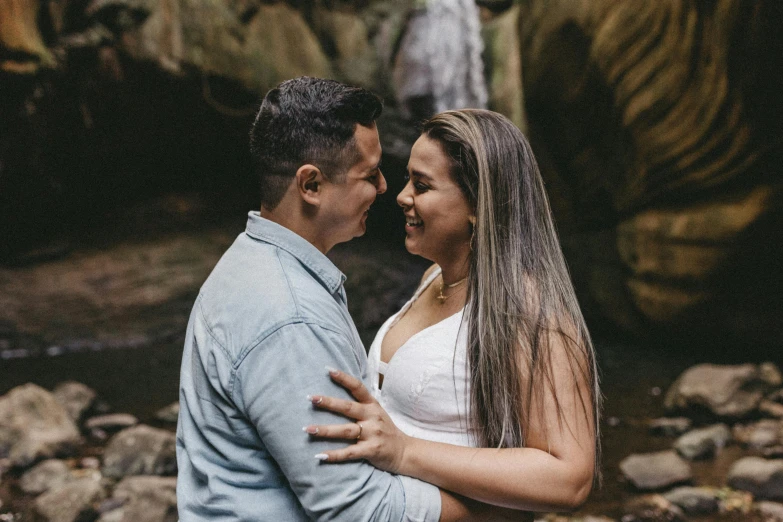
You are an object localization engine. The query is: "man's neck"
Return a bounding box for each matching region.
[260,206,330,254]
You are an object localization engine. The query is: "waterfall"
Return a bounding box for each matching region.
[393,0,488,119]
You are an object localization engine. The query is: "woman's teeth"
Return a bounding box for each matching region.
[406,217,423,227]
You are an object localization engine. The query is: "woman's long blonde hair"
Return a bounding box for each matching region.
[422,109,601,478]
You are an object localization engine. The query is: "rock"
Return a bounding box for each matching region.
[662,486,720,515]
[621,494,685,522]
[673,423,731,460]
[769,390,783,404]
[761,400,783,419]
[102,425,176,479]
[52,382,97,423]
[764,446,783,459]
[154,402,179,424]
[619,451,692,490]
[664,363,782,418]
[0,383,82,467]
[647,417,691,437]
[34,476,106,522]
[727,457,783,501]
[19,459,73,495]
[755,501,783,521]
[81,456,101,469]
[99,475,177,522]
[85,414,138,431]
[733,419,783,448]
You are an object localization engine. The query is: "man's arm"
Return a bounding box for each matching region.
[234,321,441,522]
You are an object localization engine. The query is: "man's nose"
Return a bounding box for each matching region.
[376,170,387,194]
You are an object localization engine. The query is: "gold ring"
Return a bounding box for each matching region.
[355,422,363,440]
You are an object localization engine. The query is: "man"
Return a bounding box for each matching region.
[176,77,477,521]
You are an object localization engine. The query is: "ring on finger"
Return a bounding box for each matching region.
[355,422,363,441]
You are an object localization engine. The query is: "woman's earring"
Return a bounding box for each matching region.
[469,218,476,252]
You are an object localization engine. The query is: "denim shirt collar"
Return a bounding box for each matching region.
[244,211,346,294]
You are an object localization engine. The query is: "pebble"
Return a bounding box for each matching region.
[619,451,692,490]
[648,417,691,437]
[85,413,138,431]
[673,423,731,460]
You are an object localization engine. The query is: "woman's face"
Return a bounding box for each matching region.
[397,135,474,265]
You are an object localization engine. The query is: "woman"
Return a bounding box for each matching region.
[305,109,601,515]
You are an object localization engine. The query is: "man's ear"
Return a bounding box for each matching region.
[295,164,324,206]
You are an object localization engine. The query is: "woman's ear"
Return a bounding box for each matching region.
[296,164,323,206]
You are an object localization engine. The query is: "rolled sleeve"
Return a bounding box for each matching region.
[233,321,441,522]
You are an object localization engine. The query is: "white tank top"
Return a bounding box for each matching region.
[367,267,477,447]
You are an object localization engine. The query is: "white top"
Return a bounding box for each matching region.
[367,267,477,447]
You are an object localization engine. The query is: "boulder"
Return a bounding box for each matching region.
[34,475,106,522]
[85,414,139,431]
[673,424,731,460]
[154,402,179,424]
[755,501,783,521]
[733,419,783,448]
[0,383,82,467]
[664,363,782,418]
[99,475,177,522]
[102,425,176,479]
[647,417,691,437]
[727,457,783,501]
[19,459,73,495]
[622,494,685,522]
[52,381,97,423]
[619,451,692,490]
[662,486,720,516]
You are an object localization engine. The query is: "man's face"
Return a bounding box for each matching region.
[318,123,387,250]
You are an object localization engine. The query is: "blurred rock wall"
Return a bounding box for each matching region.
[1,0,780,345]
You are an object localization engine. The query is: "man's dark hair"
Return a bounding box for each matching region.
[249,77,383,209]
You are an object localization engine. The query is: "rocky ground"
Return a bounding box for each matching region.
[2,362,783,521]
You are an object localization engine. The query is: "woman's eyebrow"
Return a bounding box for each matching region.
[407,168,432,181]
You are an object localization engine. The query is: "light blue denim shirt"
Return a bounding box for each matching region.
[176,212,441,521]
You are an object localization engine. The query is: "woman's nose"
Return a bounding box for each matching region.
[397,181,413,208]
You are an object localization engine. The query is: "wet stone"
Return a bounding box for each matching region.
[33,476,106,522]
[154,402,179,424]
[619,451,692,490]
[85,414,138,432]
[763,446,783,459]
[19,459,72,495]
[755,500,783,521]
[52,382,97,423]
[0,384,82,467]
[101,476,178,522]
[727,457,783,501]
[102,425,176,479]
[733,419,783,448]
[621,494,685,522]
[761,400,783,418]
[662,486,720,515]
[673,423,731,460]
[647,417,691,437]
[664,363,781,418]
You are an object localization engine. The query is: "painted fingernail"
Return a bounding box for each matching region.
[325,366,339,375]
[314,453,329,461]
[306,395,323,404]
[303,426,318,435]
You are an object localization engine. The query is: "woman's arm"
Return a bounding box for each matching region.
[306,337,595,512]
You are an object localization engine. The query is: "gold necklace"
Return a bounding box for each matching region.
[437,276,467,304]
